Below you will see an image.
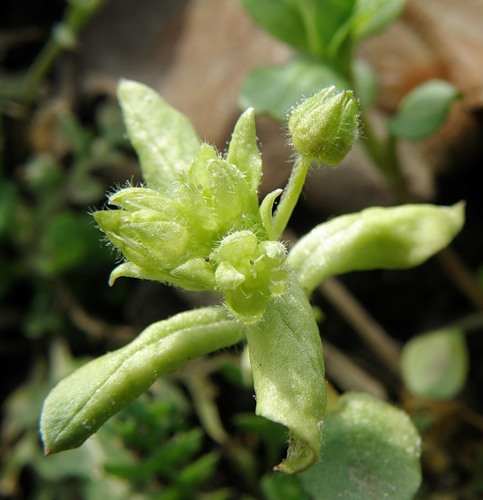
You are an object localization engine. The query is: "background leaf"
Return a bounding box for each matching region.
[300,393,422,500]
[351,0,406,40]
[240,58,348,121]
[388,79,461,141]
[401,328,469,400]
[240,0,355,60]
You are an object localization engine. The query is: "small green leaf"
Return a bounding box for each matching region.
[240,58,348,121]
[351,0,406,40]
[117,79,200,190]
[401,328,469,400]
[40,307,244,454]
[289,203,465,295]
[300,393,422,500]
[245,276,326,473]
[388,79,461,141]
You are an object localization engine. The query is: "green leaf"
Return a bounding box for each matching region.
[40,307,244,454]
[241,0,355,60]
[288,203,465,295]
[239,0,311,55]
[117,79,200,190]
[300,393,422,500]
[401,328,469,400]
[388,79,461,141]
[351,0,406,40]
[245,276,326,473]
[240,58,349,121]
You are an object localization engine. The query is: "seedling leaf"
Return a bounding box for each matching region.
[301,393,422,500]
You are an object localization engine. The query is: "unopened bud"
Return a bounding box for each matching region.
[288,87,359,165]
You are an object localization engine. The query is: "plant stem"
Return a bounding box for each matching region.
[272,155,311,239]
[21,0,106,102]
[320,277,401,375]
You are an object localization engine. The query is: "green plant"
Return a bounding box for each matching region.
[39,80,464,497]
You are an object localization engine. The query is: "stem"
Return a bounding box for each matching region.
[21,0,106,102]
[358,110,410,201]
[320,277,401,375]
[299,3,322,57]
[272,156,311,239]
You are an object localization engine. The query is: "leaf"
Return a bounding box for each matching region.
[351,0,406,40]
[300,393,422,500]
[117,79,200,190]
[239,0,311,55]
[245,277,326,473]
[242,0,355,61]
[401,328,469,400]
[388,79,461,141]
[40,307,244,454]
[240,58,349,121]
[288,202,465,295]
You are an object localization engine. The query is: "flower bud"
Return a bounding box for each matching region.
[288,86,359,165]
[211,231,288,322]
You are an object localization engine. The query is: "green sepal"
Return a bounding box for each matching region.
[109,262,211,291]
[226,107,263,193]
[40,307,244,455]
[259,189,282,240]
[245,276,326,473]
[170,258,216,290]
[117,79,200,190]
[288,203,465,295]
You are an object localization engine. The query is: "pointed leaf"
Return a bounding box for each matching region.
[40,307,244,454]
[301,393,421,499]
[245,277,326,473]
[401,328,469,400]
[288,203,465,295]
[117,79,200,190]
